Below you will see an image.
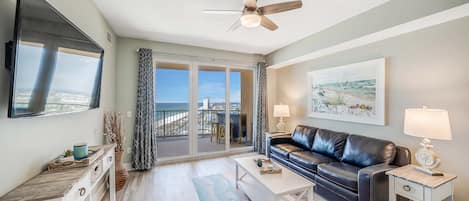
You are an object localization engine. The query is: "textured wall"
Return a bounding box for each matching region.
[0,0,117,196]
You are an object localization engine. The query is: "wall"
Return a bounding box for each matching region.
[266,0,469,65]
[267,17,469,200]
[115,37,264,163]
[0,0,116,196]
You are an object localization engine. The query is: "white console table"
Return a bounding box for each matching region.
[0,144,116,201]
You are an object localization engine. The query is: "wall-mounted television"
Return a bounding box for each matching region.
[7,0,104,118]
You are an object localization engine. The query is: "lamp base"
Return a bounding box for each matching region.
[276,117,286,132]
[414,166,444,176]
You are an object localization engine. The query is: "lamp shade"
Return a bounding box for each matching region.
[273,105,290,117]
[404,107,452,140]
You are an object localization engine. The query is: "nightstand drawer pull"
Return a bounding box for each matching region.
[79,187,86,196]
[402,185,411,192]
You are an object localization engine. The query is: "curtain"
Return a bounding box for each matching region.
[254,62,269,154]
[132,48,157,170]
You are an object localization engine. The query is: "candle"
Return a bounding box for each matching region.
[73,143,89,160]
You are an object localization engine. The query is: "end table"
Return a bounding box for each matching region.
[386,165,457,201]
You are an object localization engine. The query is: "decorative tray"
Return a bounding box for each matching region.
[47,147,104,172]
[253,158,282,175]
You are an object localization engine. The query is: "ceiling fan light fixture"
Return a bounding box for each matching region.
[240,13,261,28]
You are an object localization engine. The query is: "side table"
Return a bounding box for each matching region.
[386,165,457,201]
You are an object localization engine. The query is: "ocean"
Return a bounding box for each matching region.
[156,103,191,111]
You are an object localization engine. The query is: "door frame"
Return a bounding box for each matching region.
[154,55,257,161]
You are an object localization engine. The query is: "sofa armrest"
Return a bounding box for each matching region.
[266,134,293,158]
[358,163,397,201]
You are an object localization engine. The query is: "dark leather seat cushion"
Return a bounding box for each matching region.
[291,125,318,149]
[289,151,337,172]
[341,135,396,167]
[318,162,360,192]
[311,129,348,160]
[271,144,305,159]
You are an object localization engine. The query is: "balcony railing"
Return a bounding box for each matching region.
[155,109,240,138]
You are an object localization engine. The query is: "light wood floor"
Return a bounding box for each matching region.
[106,155,324,201]
[104,156,247,201]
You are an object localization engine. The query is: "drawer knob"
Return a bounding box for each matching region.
[79,187,86,196]
[108,156,113,162]
[402,185,411,192]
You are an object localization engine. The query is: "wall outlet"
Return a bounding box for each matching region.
[126,111,132,118]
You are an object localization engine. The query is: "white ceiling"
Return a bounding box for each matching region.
[93,0,389,55]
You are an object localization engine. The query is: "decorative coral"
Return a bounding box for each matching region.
[104,112,125,152]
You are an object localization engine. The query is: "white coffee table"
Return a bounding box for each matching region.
[234,155,315,201]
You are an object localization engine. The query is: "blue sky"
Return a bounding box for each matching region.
[155,68,241,103]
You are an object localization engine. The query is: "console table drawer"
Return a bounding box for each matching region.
[395,177,423,201]
[90,159,103,184]
[66,173,91,201]
[66,172,91,201]
[103,151,114,171]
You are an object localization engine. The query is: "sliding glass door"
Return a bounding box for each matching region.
[197,66,227,153]
[154,60,254,159]
[229,68,254,147]
[155,62,190,158]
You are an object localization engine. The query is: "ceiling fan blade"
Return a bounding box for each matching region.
[243,0,257,8]
[260,16,278,31]
[203,10,242,15]
[227,19,242,32]
[259,1,302,15]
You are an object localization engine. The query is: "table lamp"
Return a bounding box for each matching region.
[273,104,290,132]
[404,106,452,176]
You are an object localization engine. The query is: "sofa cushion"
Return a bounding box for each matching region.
[318,162,360,192]
[311,129,348,159]
[289,151,337,172]
[271,144,305,159]
[341,135,396,167]
[291,125,318,149]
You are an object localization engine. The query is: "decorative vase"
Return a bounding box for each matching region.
[114,151,128,191]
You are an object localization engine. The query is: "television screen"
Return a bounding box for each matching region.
[8,0,104,118]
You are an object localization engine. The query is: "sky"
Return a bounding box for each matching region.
[155,68,241,103]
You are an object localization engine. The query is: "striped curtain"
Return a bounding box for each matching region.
[254,62,269,154]
[132,48,157,170]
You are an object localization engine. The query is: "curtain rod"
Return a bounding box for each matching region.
[136,48,260,68]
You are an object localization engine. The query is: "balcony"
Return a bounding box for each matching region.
[155,109,252,158]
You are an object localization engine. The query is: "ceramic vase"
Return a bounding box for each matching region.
[114,151,128,191]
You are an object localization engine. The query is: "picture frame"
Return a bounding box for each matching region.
[307,58,386,125]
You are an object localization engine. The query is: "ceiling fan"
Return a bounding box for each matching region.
[203,0,303,31]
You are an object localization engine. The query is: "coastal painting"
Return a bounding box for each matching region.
[308,58,386,125]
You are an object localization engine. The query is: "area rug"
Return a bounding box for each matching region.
[192,174,243,201]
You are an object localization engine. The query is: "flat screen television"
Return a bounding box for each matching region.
[7,0,104,118]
